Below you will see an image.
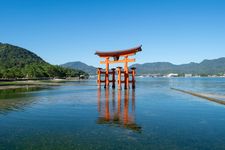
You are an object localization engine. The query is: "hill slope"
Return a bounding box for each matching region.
[0,43,88,79]
[130,58,225,75]
[61,61,96,75]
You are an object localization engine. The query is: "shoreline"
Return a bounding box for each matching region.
[0,79,88,90]
[0,85,44,90]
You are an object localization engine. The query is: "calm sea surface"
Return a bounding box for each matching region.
[1,78,225,150]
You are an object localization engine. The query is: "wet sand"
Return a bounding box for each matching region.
[0,80,64,90]
[0,79,92,90]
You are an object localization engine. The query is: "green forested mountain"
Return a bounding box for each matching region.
[61,61,96,75]
[130,57,225,75]
[0,43,88,79]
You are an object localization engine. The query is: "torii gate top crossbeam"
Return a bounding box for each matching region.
[95,45,142,58]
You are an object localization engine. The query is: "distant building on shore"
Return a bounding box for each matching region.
[185,74,192,77]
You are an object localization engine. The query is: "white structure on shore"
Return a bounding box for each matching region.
[167,73,178,77]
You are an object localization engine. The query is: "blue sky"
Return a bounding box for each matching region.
[0,0,225,67]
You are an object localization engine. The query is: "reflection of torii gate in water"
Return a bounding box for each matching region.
[95,45,142,89]
[97,88,141,132]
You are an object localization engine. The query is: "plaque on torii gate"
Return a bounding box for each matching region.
[95,45,142,89]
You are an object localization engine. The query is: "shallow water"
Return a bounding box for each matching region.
[0,78,225,150]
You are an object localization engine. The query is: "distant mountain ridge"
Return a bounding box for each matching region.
[130,57,225,75]
[62,57,225,75]
[61,61,96,75]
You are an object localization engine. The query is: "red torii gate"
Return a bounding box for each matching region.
[95,45,142,89]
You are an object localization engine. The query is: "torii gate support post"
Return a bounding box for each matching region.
[97,68,102,87]
[117,67,122,90]
[111,68,116,89]
[131,67,136,89]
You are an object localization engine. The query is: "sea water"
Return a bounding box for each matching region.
[0,78,225,150]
